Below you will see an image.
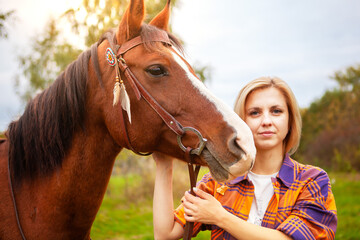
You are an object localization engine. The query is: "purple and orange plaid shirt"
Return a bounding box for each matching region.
[174,155,337,240]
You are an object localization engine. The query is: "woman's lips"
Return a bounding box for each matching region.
[259,131,274,137]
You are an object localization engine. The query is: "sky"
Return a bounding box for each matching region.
[1,0,360,131]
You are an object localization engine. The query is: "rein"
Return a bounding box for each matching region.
[8,30,206,240]
[183,147,201,240]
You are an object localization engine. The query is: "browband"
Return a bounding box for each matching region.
[117,30,171,56]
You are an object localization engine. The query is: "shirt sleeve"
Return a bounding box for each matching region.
[277,168,337,240]
[174,173,215,236]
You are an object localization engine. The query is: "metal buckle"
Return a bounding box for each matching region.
[177,127,207,156]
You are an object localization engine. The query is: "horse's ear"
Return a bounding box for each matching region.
[149,0,171,31]
[116,0,145,44]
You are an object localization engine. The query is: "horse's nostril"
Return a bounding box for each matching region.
[228,134,245,158]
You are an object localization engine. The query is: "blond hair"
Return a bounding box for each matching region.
[234,76,302,155]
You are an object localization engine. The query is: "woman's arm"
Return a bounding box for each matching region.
[152,153,183,240]
[183,188,292,240]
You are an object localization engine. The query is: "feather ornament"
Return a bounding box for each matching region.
[113,79,132,123]
[120,81,131,123]
[113,80,121,106]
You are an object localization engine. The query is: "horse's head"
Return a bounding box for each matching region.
[94,0,256,182]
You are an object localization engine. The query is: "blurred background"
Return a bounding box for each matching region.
[1,0,359,239]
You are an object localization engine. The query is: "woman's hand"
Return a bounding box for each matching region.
[183,188,226,225]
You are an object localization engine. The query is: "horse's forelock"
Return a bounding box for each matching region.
[140,24,184,54]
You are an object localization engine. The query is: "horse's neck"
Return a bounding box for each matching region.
[19,123,121,238]
[59,124,121,219]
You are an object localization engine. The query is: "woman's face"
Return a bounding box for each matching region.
[244,87,289,153]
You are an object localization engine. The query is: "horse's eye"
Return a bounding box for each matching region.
[146,65,168,77]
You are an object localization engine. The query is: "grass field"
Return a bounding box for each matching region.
[328,172,360,240]
[91,170,360,239]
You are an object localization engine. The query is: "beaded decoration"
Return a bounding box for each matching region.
[106,48,116,66]
[106,47,132,123]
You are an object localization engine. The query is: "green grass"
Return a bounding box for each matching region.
[90,176,155,239]
[328,172,360,240]
[91,172,359,239]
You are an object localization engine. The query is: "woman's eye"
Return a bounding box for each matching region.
[273,109,283,114]
[249,111,259,116]
[145,65,168,77]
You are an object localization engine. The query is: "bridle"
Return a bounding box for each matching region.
[109,30,206,240]
[8,30,205,240]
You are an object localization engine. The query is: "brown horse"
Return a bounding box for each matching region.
[0,0,255,239]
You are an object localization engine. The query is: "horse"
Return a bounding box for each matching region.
[0,0,256,239]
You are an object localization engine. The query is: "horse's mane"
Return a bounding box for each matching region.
[7,24,183,183]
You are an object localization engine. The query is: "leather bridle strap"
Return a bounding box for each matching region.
[117,31,171,56]
[8,156,27,240]
[183,147,201,240]
[117,58,184,136]
[118,102,151,156]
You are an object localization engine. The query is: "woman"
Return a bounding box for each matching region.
[153,77,337,240]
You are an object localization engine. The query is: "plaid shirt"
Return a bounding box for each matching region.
[174,155,337,240]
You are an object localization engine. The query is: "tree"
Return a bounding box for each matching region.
[332,65,360,93]
[15,18,82,101]
[0,10,15,39]
[296,64,360,172]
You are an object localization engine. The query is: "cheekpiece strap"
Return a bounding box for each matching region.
[105,30,184,136]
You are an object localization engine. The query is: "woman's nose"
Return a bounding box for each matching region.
[261,113,272,126]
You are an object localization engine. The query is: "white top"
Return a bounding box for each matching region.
[247,171,278,226]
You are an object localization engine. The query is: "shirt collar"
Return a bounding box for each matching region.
[228,172,249,185]
[277,154,295,188]
[227,154,295,187]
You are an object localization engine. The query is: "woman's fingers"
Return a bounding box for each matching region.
[184,190,199,202]
[183,193,197,210]
[194,188,212,200]
[182,188,224,225]
[183,205,195,216]
[184,213,196,222]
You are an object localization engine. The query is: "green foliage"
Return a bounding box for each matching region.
[15,19,83,102]
[332,65,360,92]
[295,64,360,172]
[0,10,15,39]
[63,0,179,47]
[62,0,128,48]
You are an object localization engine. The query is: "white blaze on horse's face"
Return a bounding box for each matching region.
[170,47,256,179]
